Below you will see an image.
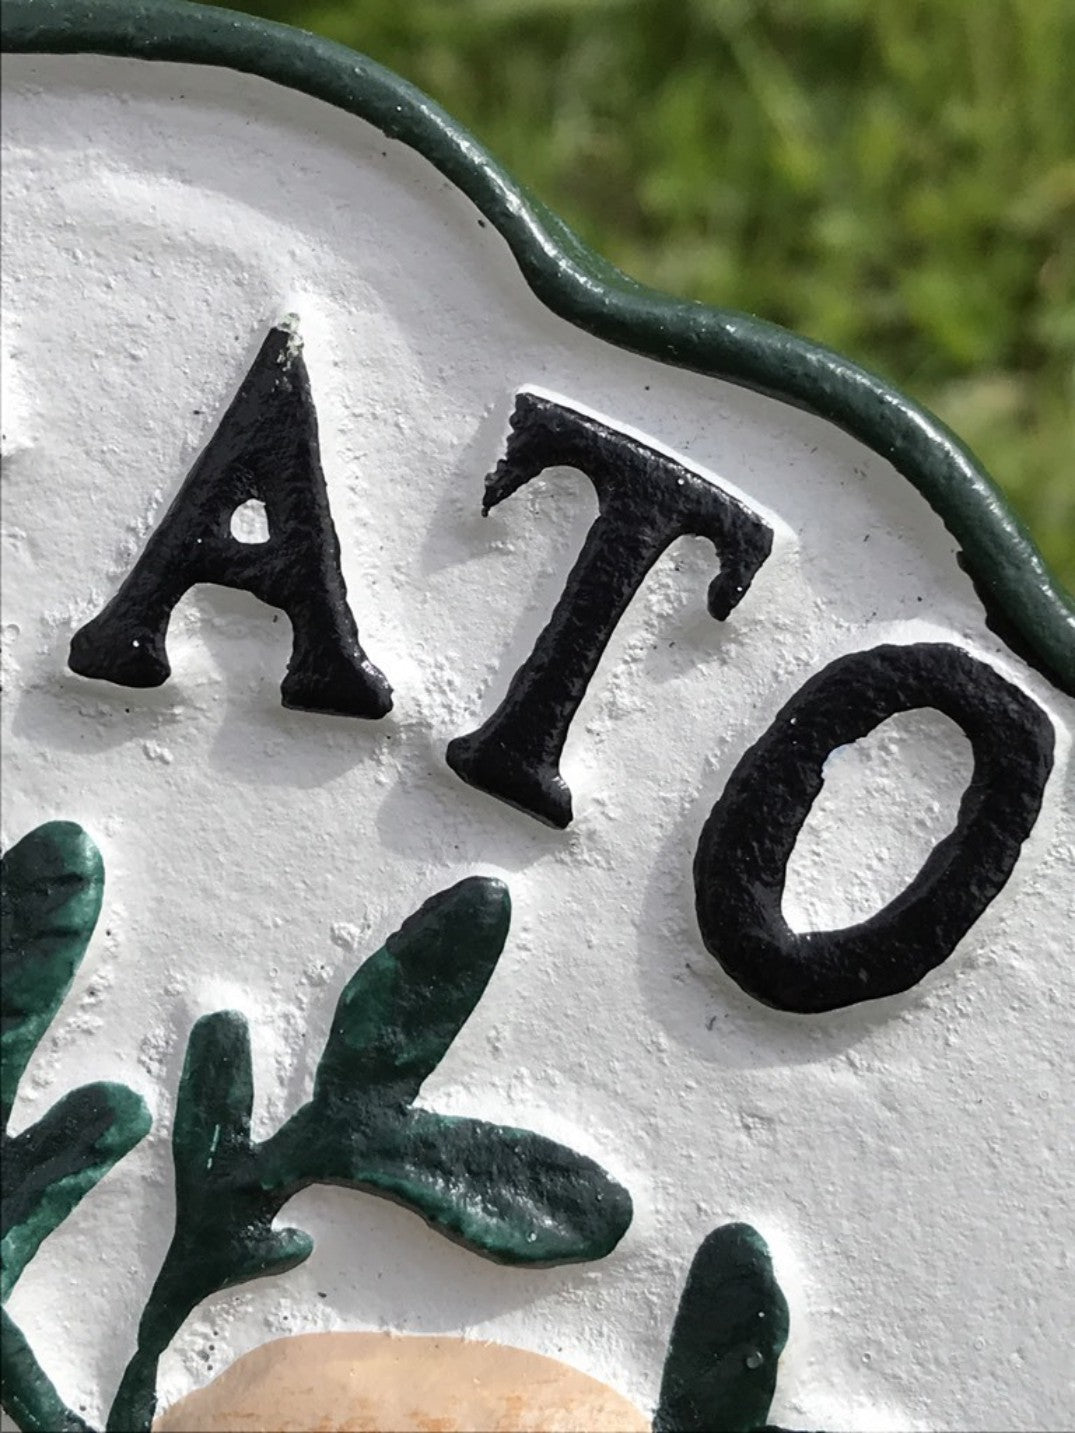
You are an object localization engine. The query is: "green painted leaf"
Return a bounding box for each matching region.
[1,822,104,1123]
[163,1010,309,1310]
[172,1011,253,1202]
[107,1013,314,1433]
[301,1106,633,1266]
[314,877,511,1106]
[0,1309,91,1433]
[655,1223,790,1433]
[2,1081,150,1300]
[219,1225,314,1288]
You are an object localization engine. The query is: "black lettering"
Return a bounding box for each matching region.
[694,643,1054,1012]
[68,325,392,719]
[447,392,773,827]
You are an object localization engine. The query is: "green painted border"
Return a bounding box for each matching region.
[3,0,1073,696]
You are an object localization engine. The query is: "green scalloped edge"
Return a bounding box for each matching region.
[2,0,1073,696]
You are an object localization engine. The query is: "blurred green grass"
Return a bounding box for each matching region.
[209,0,1073,593]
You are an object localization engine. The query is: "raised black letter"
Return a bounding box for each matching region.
[69,324,392,719]
[694,643,1054,1013]
[446,392,773,826]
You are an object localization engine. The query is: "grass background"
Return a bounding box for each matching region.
[208,0,1073,593]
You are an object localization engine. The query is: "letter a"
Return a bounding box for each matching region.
[69,323,392,718]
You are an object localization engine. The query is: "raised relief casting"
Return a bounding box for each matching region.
[1,824,631,1432]
[66,322,1056,1014]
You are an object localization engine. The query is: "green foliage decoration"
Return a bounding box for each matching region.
[1,823,151,1433]
[1,836,632,1433]
[99,875,631,1432]
[656,1222,819,1433]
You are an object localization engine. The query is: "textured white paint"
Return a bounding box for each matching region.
[1,54,1072,1433]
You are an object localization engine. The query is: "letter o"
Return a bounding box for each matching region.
[693,643,1054,1013]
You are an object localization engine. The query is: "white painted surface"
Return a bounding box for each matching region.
[1,54,1072,1432]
